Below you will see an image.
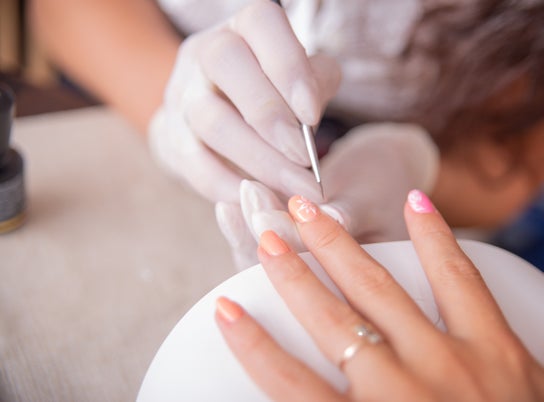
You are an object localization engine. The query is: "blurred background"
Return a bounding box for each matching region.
[0,0,98,116]
[1,0,543,270]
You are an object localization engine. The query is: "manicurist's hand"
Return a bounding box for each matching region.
[149,0,340,202]
[215,190,544,401]
[215,123,439,270]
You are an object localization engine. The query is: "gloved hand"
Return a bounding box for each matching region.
[148,0,340,203]
[216,123,440,270]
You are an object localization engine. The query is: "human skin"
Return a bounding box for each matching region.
[29,0,181,132]
[216,193,544,401]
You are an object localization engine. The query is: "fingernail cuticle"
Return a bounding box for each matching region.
[288,195,319,223]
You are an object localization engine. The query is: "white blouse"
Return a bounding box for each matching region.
[156,0,473,121]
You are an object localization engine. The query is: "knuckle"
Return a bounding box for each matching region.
[424,226,456,245]
[233,1,278,32]
[243,99,285,129]
[424,340,470,381]
[199,30,241,69]
[353,266,396,297]
[491,332,534,371]
[185,97,227,142]
[278,260,314,285]
[436,256,484,283]
[473,335,543,401]
[308,223,344,251]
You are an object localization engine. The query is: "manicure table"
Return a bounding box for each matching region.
[0,107,235,402]
[3,107,544,402]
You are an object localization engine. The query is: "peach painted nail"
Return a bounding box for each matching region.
[216,296,243,323]
[407,190,436,214]
[260,230,290,256]
[288,195,319,223]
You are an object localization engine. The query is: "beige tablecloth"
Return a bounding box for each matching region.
[0,107,235,402]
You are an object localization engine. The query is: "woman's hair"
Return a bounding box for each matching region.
[408,0,544,184]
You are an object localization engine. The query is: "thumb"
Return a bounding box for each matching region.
[215,202,259,271]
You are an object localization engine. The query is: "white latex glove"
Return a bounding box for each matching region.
[216,180,306,269]
[148,0,341,203]
[216,123,440,270]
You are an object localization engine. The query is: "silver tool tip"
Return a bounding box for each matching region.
[301,123,325,202]
[319,182,325,202]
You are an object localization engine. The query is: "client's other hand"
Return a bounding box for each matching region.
[215,190,544,401]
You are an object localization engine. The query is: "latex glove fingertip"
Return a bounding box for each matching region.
[251,210,305,253]
[215,203,247,249]
[240,180,284,238]
[148,106,177,174]
[240,180,284,210]
[215,202,258,270]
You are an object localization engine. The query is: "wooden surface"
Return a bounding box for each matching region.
[0,71,100,117]
[0,107,235,402]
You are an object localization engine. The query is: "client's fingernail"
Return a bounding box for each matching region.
[216,297,243,323]
[288,195,319,223]
[407,189,436,214]
[259,230,290,256]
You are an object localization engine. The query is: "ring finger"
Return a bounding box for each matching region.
[257,230,413,397]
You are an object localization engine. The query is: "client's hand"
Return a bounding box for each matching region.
[215,190,544,401]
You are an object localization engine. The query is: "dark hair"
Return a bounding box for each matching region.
[408,0,544,184]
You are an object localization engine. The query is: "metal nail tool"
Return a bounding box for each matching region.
[271,0,325,201]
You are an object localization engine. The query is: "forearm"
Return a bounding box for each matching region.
[30,0,181,132]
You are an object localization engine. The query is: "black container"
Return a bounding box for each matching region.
[0,85,25,233]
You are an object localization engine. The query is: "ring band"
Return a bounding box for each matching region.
[338,324,383,369]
